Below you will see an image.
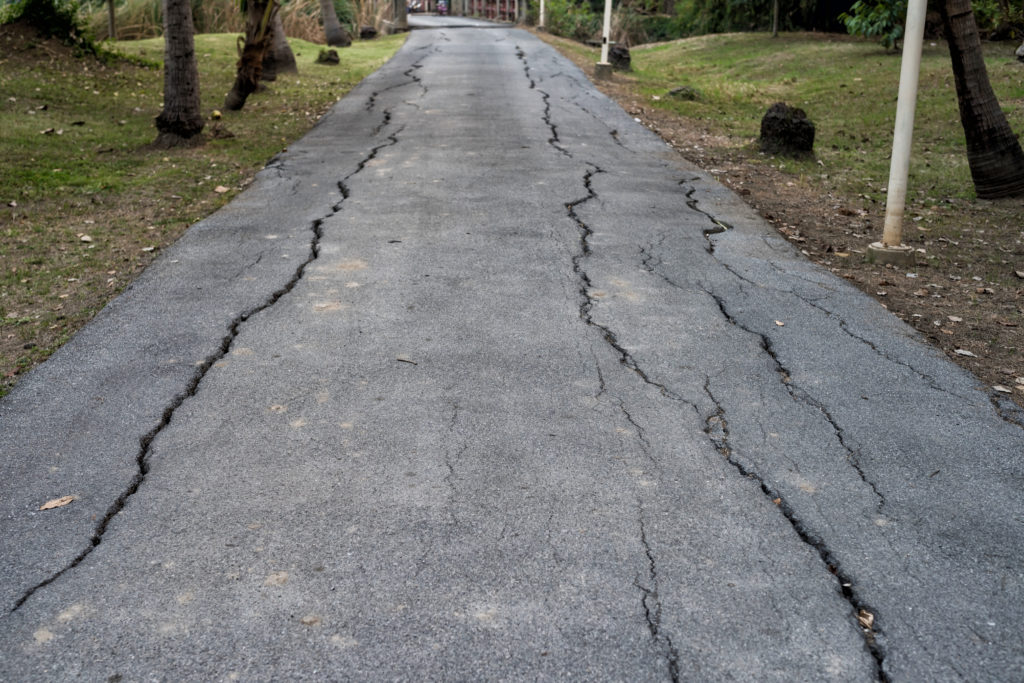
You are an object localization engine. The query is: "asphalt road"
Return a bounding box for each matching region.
[2,19,1023,682]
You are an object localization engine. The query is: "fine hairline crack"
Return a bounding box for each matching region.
[636,503,681,682]
[8,112,408,618]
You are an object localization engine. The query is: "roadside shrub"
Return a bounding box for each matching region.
[839,0,907,50]
[541,0,602,41]
[3,0,98,52]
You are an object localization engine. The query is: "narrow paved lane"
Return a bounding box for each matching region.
[2,25,1022,681]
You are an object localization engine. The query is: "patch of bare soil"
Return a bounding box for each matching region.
[544,36,1024,409]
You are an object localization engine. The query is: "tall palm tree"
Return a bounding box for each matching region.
[154,0,204,147]
[941,0,1024,198]
[262,11,298,82]
[319,0,352,47]
[224,0,279,110]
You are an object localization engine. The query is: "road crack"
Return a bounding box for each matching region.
[635,504,681,682]
[7,119,406,617]
[515,44,570,157]
[569,167,696,413]
[700,310,889,682]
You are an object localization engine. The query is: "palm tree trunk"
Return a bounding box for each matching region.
[941,0,1024,198]
[262,11,297,81]
[319,0,352,46]
[106,0,115,39]
[154,0,204,147]
[224,0,278,111]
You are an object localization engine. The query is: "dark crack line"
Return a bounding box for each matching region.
[795,291,964,402]
[636,504,681,683]
[8,120,407,618]
[700,376,888,682]
[564,92,629,149]
[365,58,427,114]
[700,307,892,679]
[371,109,392,137]
[681,181,731,245]
[569,167,696,414]
[640,240,696,295]
[515,45,571,157]
[678,181,763,291]
[989,392,1024,428]
[701,284,886,512]
[616,398,652,453]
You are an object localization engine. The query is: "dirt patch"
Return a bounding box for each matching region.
[540,33,1024,409]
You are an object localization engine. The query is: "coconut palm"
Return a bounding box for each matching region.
[155,0,204,146]
[224,0,280,110]
[262,11,298,81]
[319,0,352,47]
[940,0,1024,198]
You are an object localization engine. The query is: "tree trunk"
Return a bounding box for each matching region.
[224,1,278,111]
[106,0,115,40]
[154,0,204,147]
[262,11,297,81]
[319,0,352,47]
[941,0,1024,198]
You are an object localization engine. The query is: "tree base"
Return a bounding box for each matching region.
[152,131,206,149]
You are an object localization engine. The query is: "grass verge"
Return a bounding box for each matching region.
[538,30,1024,406]
[0,23,405,397]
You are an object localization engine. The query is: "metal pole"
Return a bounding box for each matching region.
[600,0,612,63]
[594,0,612,79]
[869,0,926,265]
[539,0,545,29]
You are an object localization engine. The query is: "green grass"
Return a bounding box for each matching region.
[629,32,1024,201]
[0,29,405,396]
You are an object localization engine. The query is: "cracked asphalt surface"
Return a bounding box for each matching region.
[2,19,1023,681]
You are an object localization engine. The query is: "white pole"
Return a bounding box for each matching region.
[871,0,927,262]
[539,0,545,28]
[599,0,612,64]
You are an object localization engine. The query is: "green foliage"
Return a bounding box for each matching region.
[972,0,1024,37]
[333,0,355,29]
[538,0,601,41]
[839,0,906,50]
[1,0,97,52]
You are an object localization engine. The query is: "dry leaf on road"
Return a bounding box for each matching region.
[39,495,75,511]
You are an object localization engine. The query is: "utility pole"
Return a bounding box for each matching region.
[868,0,926,265]
[594,0,612,80]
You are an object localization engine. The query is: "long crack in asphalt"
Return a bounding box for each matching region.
[515,44,571,157]
[7,91,412,617]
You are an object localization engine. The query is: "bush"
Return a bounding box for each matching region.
[2,0,98,51]
[539,0,601,41]
[839,0,907,50]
